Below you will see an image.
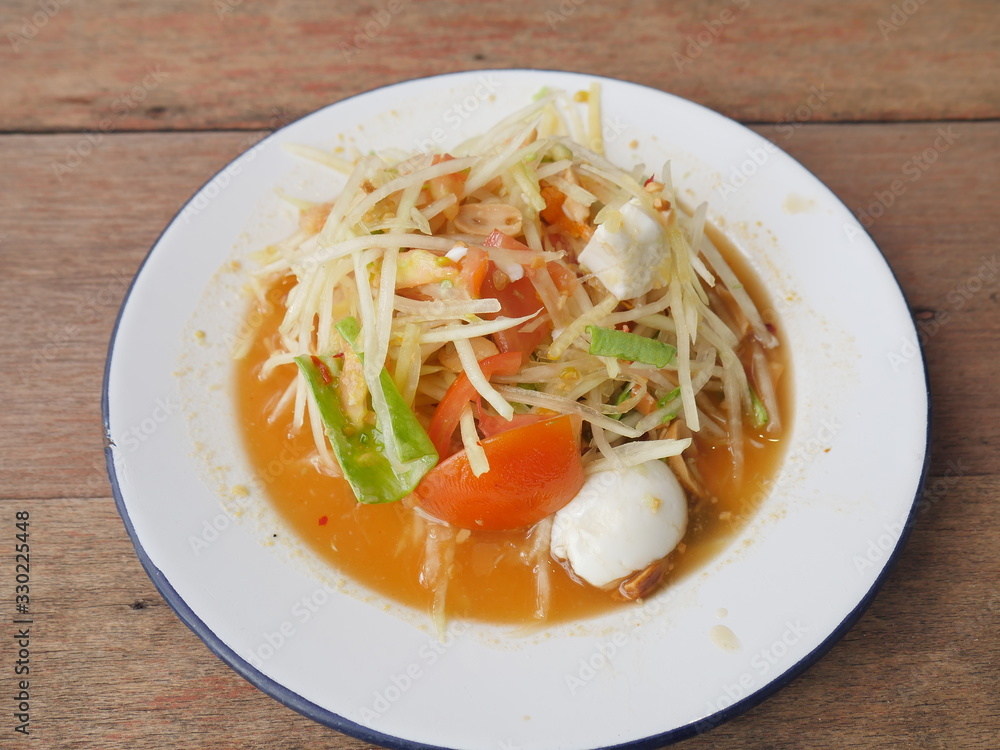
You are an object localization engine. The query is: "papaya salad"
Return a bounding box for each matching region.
[235,85,787,628]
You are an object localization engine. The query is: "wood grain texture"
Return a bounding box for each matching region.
[0,0,997,132]
[0,130,254,500]
[0,477,995,749]
[765,122,1000,480]
[1,0,998,741]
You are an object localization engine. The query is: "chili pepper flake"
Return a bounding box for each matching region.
[311,355,335,385]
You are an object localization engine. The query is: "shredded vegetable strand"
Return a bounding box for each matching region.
[535,159,573,179]
[283,142,355,174]
[455,338,514,419]
[530,517,553,620]
[306,231,460,267]
[529,265,572,328]
[698,235,778,348]
[585,438,692,474]
[752,345,781,435]
[345,157,478,231]
[420,312,540,343]
[603,292,672,325]
[668,279,700,432]
[352,248,405,469]
[393,296,501,317]
[374,245,399,377]
[548,295,618,360]
[292,362,307,430]
[587,392,624,468]
[587,82,603,154]
[720,349,745,480]
[465,119,543,194]
[493,385,642,438]
[459,403,489,476]
[266,377,298,424]
[318,156,376,245]
[453,94,552,156]
[420,193,458,221]
[422,523,456,639]
[394,322,422,405]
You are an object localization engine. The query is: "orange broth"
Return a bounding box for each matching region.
[235,239,790,625]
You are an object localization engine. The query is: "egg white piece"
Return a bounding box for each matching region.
[550,460,688,588]
[577,198,668,300]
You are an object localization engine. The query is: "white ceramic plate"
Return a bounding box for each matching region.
[104,70,929,749]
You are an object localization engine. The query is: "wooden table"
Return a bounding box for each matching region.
[1,1,997,747]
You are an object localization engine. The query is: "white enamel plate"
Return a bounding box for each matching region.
[104,70,929,749]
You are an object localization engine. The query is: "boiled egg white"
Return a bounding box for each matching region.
[577,198,668,300]
[550,460,687,588]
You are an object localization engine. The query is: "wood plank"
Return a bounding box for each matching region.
[769,123,1000,480]
[0,130,253,500]
[0,476,995,748]
[0,0,997,132]
[1,122,996,500]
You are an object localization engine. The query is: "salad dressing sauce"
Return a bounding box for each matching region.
[235,235,790,625]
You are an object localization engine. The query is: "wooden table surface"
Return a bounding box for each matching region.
[1,0,997,747]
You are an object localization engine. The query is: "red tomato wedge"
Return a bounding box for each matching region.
[427,351,522,458]
[544,260,578,294]
[459,246,488,298]
[413,415,584,531]
[475,405,549,439]
[480,273,550,357]
[540,185,591,239]
[482,228,530,251]
[479,229,552,357]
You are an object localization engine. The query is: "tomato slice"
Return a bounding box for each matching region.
[459,246,488,298]
[480,272,547,356]
[482,228,531,251]
[544,260,578,294]
[427,351,522,458]
[479,229,555,356]
[540,185,591,238]
[475,405,549,439]
[479,233,548,357]
[413,415,584,530]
